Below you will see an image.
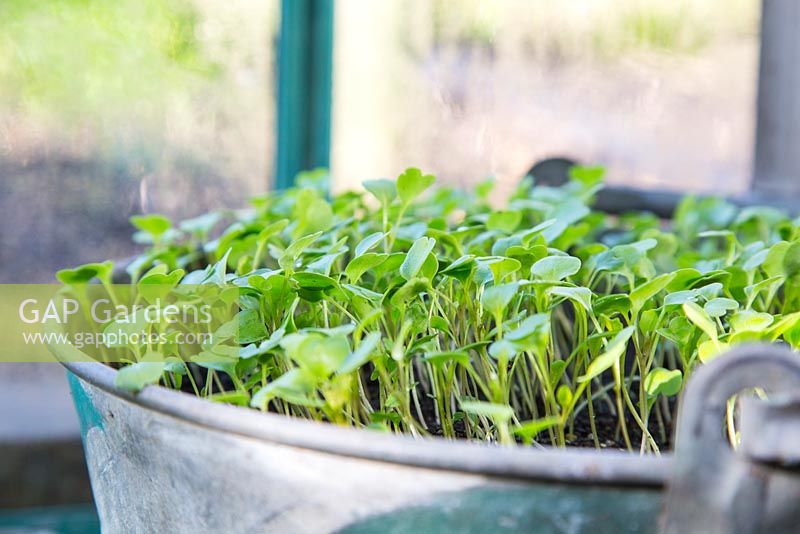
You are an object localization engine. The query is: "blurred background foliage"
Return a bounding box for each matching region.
[429,0,756,56]
[332,0,758,194]
[0,0,217,125]
[0,0,278,283]
[0,0,757,126]
[0,0,760,282]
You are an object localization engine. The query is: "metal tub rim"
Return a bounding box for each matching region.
[63,361,671,489]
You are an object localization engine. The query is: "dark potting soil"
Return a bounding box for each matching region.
[419,381,675,450]
[162,360,675,452]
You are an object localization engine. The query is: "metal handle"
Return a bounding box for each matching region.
[662,344,800,534]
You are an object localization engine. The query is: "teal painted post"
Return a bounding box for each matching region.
[275,0,334,189]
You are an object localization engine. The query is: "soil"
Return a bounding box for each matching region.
[420,382,675,451]
[169,360,675,451]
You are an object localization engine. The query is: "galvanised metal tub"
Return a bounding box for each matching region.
[62,345,800,534]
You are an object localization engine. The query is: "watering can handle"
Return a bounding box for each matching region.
[662,343,800,534]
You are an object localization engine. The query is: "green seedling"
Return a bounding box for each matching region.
[59,166,800,452]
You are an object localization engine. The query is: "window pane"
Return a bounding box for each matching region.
[331,0,759,195]
[0,0,279,282]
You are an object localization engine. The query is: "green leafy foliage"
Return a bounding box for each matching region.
[579,327,634,383]
[400,237,436,280]
[72,166,800,451]
[531,256,581,281]
[397,167,435,207]
[115,353,165,392]
[644,368,682,398]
